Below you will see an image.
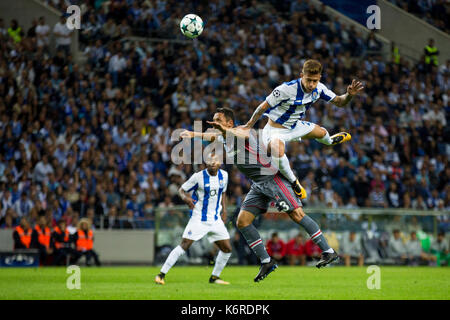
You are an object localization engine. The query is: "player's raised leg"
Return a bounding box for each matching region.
[155,238,193,285]
[267,137,307,200]
[210,239,232,285]
[302,124,351,146]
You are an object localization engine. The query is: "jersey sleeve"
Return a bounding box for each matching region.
[320,83,336,101]
[265,83,289,107]
[181,172,200,192]
[319,83,337,102]
[222,170,228,192]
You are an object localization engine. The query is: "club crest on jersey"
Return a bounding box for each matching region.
[312,90,319,100]
[219,180,224,187]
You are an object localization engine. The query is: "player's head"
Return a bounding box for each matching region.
[205,152,221,175]
[300,59,322,93]
[213,107,235,128]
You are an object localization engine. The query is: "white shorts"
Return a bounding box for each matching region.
[262,121,315,146]
[182,219,230,243]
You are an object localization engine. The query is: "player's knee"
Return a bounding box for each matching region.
[236,218,248,230]
[222,245,232,253]
[289,208,305,223]
[319,127,327,138]
[180,239,192,251]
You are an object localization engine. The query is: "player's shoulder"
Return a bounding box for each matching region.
[280,78,300,91]
[219,168,228,178]
[317,81,330,91]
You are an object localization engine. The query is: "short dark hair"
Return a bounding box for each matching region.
[216,107,235,123]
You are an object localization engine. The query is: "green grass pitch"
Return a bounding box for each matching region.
[0,266,448,300]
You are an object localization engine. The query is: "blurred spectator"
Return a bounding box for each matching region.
[71,218,101,266]
[51,219,73,266]
[286,233,306,266]
[405,231,433,266]
[13,217,32,249]
[388,229,407,265]
[31,216,53,265]
[7,19,23,43]
[53,15,73,55]
[266,232,287,264]
[430,232,449,266]
[424,38,439,69]
[340,231,364,266]
[35,16,50,51]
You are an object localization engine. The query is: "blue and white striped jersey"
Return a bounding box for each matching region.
[264,78,337,129]
[181,169,228,222]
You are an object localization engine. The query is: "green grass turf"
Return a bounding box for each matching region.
[0,266,448,300]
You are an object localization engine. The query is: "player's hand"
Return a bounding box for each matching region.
[207,120,226,134]
[180,130,194,139]
[184,197,196,209]
[347,79,364,96]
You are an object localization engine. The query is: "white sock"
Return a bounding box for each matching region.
[315,131,333,145]
[272,155,297,183]
[212,251,232,277]
[161,245,185,274]
[261,257,271,263]
[324,248,335,253]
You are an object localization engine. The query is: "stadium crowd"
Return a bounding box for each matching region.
[388,0,449,34]
[0,0,449,254]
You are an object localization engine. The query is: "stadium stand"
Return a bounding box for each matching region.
[0,0,448,266]
[388,0,449,34]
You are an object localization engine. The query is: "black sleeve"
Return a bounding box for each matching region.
[70,233,78,244]
[13,231,25,249]
[30,230,39,249]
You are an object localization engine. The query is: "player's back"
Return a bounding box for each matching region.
[220,132,277,183]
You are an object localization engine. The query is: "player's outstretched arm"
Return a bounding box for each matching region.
[243,100,271,129]
[180,129,220,142]
[206,121,250,140]
[332,79,364,107]
[178,187,196,209]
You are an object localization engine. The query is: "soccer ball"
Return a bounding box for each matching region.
[180,14,204,39]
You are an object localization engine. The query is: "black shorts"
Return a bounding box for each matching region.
[241,174,303,215]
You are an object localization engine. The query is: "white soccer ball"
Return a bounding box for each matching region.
[180,14,204,39]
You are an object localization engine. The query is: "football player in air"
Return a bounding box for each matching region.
[243,59,364,200]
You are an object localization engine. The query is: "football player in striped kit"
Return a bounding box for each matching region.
[243,59,364,200]
[155,154,232,285]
